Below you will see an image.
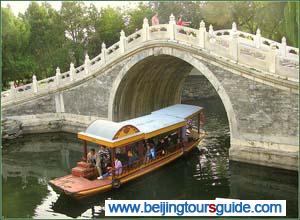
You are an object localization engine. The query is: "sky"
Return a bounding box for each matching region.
[1,1,143,15]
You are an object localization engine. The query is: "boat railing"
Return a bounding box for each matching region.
[114,142,186,178]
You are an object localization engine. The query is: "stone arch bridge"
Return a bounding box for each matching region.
[2,15,299,170]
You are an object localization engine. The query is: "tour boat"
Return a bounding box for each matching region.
[49,104,205,199]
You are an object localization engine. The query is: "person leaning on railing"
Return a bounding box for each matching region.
[176,15,191,26]
[151,12,159,26]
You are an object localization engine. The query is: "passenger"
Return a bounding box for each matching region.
[187,119,193,129]
[96,146,104,179]
[127,149,134,166]
[114,157,123,176]
[100,154,108,173]
[157,139,166,155]
[144,143,152,163]
[181,126,188,142]
[87,148,97,166]
[150,145,156,160]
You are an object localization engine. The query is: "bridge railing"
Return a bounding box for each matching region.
[2,14,299,104]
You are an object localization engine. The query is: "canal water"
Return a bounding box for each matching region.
[2,98,298,218]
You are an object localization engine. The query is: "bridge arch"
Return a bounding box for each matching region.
[108,47,239,139]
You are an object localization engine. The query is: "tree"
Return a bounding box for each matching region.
[98,6,125,47]
[283,2,299,47]
[60,1,88,65]
[24,2,68,78]
[86,3,102,57]
[125,2,153,34]
[2,7,34,88]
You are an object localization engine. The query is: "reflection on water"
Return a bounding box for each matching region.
[2,98,298,218]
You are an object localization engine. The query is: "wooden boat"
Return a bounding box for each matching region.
[49,104,205,199]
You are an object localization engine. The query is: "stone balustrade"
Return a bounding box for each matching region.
[2,14,299,104]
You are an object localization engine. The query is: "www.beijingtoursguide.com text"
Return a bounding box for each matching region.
[105,199,286,216]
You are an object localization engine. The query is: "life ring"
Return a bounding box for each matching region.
[112,178,121,188]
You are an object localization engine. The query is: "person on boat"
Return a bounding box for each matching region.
[176,15,191,26]
[101,154,112,177]
[150,144,156,160]
[151,12,159,26]
[96,146,104,179]
[187,119,193,129]
[87,148,97,166]
[144,143,152,163]
[127,149,134,166]
[157,138,166,156]
[181,126,188,142]
[114,157,123,176]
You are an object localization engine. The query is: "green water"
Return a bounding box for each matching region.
[2,98,298,218]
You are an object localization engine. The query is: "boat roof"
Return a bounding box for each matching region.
[78,104,203,148]
[152,104,203,119]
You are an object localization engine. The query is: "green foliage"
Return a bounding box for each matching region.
[125,3,153,34]
[98,6,125,47]
[283,2,299,47]
[2,7,34,88]
[1,2,299,89]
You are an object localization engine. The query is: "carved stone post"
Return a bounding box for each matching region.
[101,42,107,64]
[280,37,287,57]
[84,54,91,75]
[199,20,206,49]
[120,30,126,53]
[229,22,238,62]
[142,18,149,41]
[208,24,214,37]
[56,67,61,86]
[32,74,38,93]
[255,28,261,48]
[208,24,215,51]
[69,62,75,81]
[168,14,176,41]
[268,43,277,73]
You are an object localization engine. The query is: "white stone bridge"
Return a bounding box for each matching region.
[2,15,299,171]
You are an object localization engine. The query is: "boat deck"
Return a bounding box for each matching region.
[49,175,112,195]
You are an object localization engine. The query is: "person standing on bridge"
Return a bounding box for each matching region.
[151,12,159,26]
[176,15,191,26]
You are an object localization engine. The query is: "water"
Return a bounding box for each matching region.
[2,98,298,218]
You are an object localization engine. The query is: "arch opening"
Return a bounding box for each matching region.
[112,55,193,121]
[109,49,238,139]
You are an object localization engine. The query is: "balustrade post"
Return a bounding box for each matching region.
[255,28,261,48]
[207,24,215,51]
[198,20,206,49]
[84,54,91,75]
[56,67,61,86]
[32,74,38,93]
[9,81,15,98]
[280,37,287,57]
[69,62,75,81]
[268,43,277,74]
[142,18,149,41]
[101,42,107,64]
[168,14,176,41]
[229,22,238,62]
[208,24,214,37]
[119,30,126,53]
